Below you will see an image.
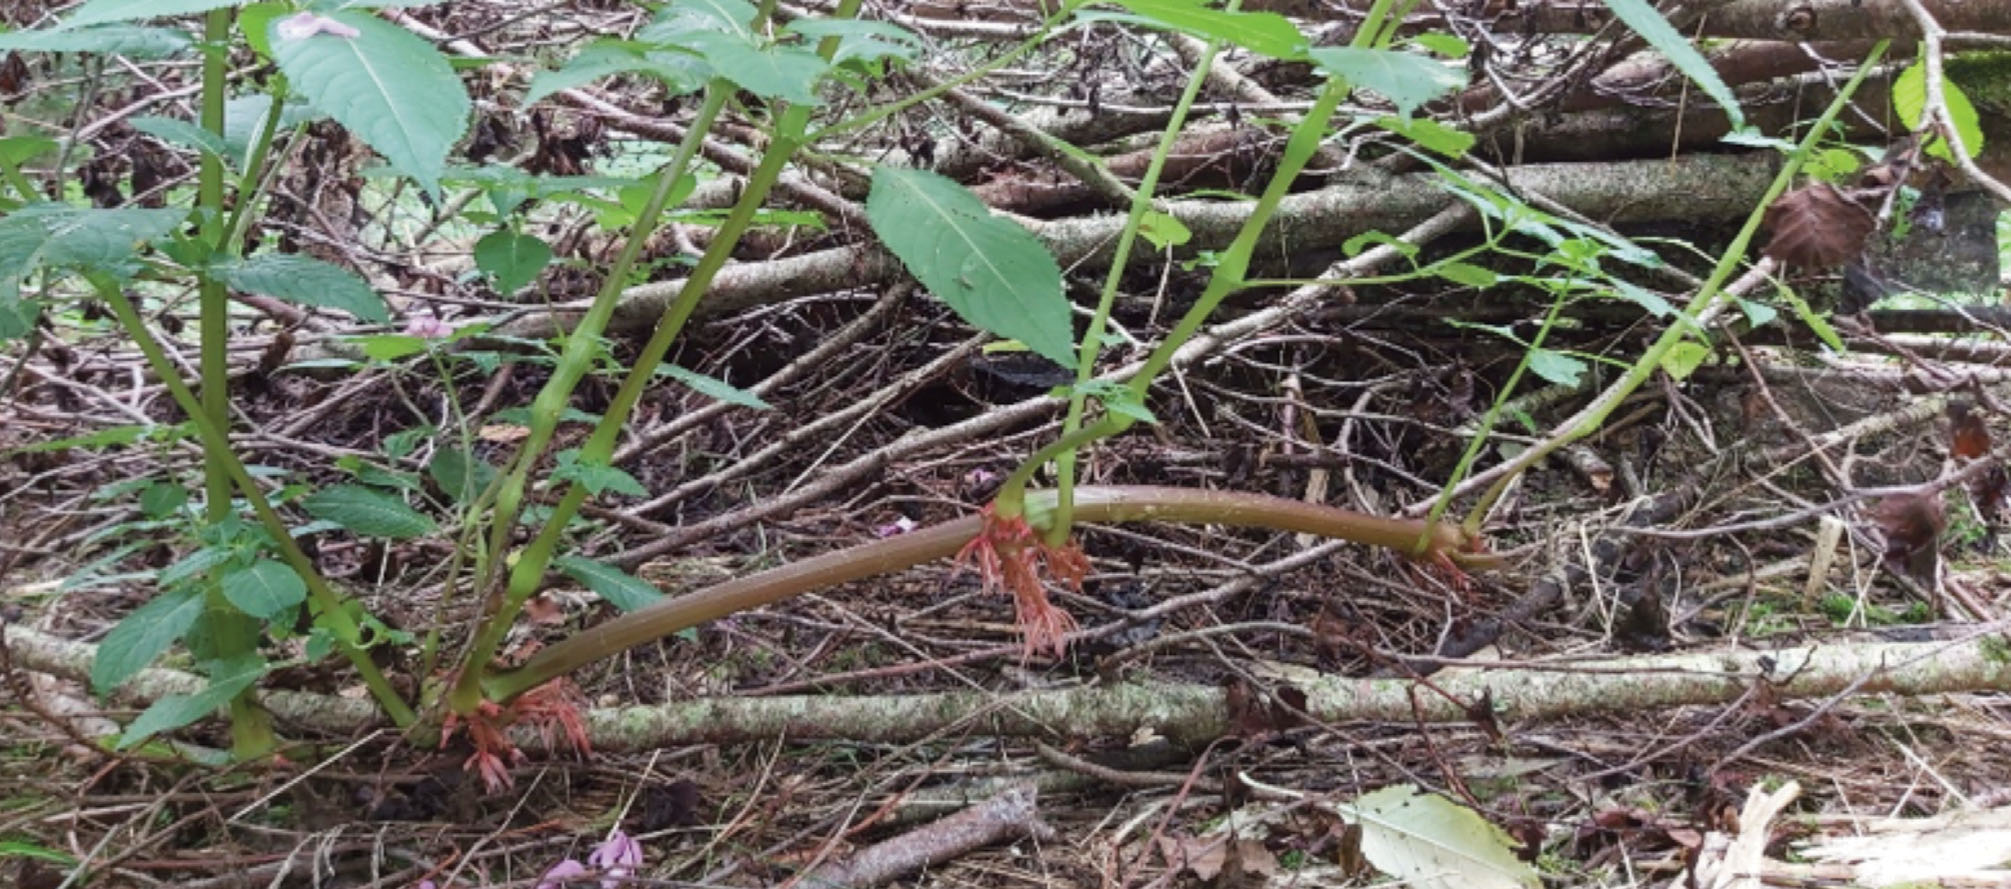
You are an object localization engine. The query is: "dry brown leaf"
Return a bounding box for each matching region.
[523,592,566,626]
[1157,833,1276,884]
[1761,182,1875,267]
[478,424,530,443]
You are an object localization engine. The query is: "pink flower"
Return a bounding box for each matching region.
[404,315,454,339]
[274,12,361,41]
[536,859,587,889]
[588,830,643,887]
[874,516,918,537]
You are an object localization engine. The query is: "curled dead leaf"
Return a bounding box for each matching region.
[1761,182,1875,268]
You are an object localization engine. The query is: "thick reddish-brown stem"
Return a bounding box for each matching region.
[483,486,1498,703]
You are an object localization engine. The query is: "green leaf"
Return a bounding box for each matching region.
[118,654,268,749]
[0,24,194,57]
[524,39,709,106]
[356,333,430,361]
[553,449,647,497]
[300,484,436,538]
[1410,32,1469,59]
[0,286,38,341]
[1598,0,1744,129]
[218,559,307,619]
[1375,114,1474,158]
[138,481,189,519]
[3,423,188,456]
[128,115,231,159]
[1736,296,1777,327]
[338,455,422,490]
[866,166,1074,365]
[91,585,204,693]
[1343,230,1418,259]
[159,545,233,587]
[304,626,336,661]
[381,424,432,459]
[427,447,497,502]
[643,0,760,38]
[0,136,59,168]
[270,10,470,198]
[1347,784,1539,889]
[1659,340,1710,380]
[783,18,922,66]
[1526,348,1586,387]
[1084,0,1304,60]
[1608,280,1675,318]
[1137,209,1192,250]
[656,364,772,410]
[1306,47,1462,117]
[641,0,826,101]
[0,841,76,865]
[238,2,288,57]
[10,429,192,460]
[0,204,187,282]
[1892,61,1927,128]
[474,229,552,295]
[1078,380,1157,424]
[1777,283,1843,352]
[1806,147,1861,182]
[683,33,829,105]
[554,555,665,612]
[217,253,389,322]
[1434,261,1496,287]
[492,405,601,426]
[310,0,450,9]
[58,0,240,29]
[222,94,321,166]
[1892,61,1984,161]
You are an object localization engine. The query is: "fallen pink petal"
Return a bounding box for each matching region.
[875,516,918,537]
[405,315,455,339]
[587,829,643,887]
[535,858,587,889]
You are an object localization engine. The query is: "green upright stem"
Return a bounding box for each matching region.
[808,1,1084,144]
[1425,287,1569,542]
[194,7,277,759]
[1002,0,1398,527]
[469,86,729,612]
[94,277,416,727]
[1045,24,1230,545]
[452,0,865,712]
[1459,41,1888,531]
[222,90,291,255]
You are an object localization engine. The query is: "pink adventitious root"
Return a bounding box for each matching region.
[955,504,1085,659]
[441,678,592,793]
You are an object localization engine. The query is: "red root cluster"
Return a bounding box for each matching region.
[441,678,592,793]
[954,505,1086,659]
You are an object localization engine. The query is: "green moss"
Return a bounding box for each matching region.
[1980,635,2011,664]
[1738,600,1796,637]
[1947,51,2011,110]
[1818,594,1917,627]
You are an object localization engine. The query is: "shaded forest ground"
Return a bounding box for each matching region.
[4,0,2011,886]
